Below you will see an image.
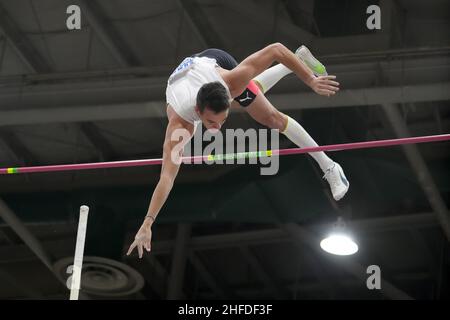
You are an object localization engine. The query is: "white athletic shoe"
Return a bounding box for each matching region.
[323,162,349,201]
[295,45,328,77]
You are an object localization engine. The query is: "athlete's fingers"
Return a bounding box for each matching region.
[322,80,339,86]
[127,241,137,256]
[318,75,337,80]
[318,78,339,86]
[319,85,339,93]
[319,84,339,92]
[318,89,335,96]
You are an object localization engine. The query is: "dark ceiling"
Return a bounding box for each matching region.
[0,0,449,300]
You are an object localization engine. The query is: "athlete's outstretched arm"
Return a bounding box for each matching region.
[226,43,338,97]
[127,117,192,258]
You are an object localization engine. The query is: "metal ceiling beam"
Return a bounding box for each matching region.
[78,123,116,161]
[173,0,208,49]
[132,253,189,299]
[222,0,314,46]
[0,101,165,126]
[0,227,22,244]
[0,210,440,300]
[370,118,450,141]
[125,254,171,299]
[434,238,447,299]
[0,229,13,244]
[238,246,288,299]
[77,0,140,67]
[408,228,439,290]
[0,129,38,165]
[312,34,391,55]
[279,222,414,300]
[256,178,339,299]
[0,50,447,110]
[226,272,430,298]
[0,213,438,265]
[285,163,345,298]
[167,223,191,299]
[0,35,6,70]
[301,245,341,299]
[255,174,413,300]
[188,251,228,299]
[1,46,446,85]
[0,165,240,194]
[175,0,225,49]
[280,0,317,34]
[380,0,394,47]
[433,104,444,133]
[0,228,431,299]
[0,199,89,299]
[144,255,170,298]
[143,212,439,255]
[269,82,450,111]
[0,4,51,73]
[381,103,450,241]
[1,82,448,126]
[0,198,53,271]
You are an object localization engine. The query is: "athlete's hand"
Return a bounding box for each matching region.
[127,221,153,259]
[309,75,340,97]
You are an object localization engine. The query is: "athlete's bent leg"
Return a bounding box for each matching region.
[245,94,349,201]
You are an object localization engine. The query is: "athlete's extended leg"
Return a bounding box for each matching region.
[242,47,335,175]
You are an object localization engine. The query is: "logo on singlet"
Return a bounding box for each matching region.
[168,57,194,84]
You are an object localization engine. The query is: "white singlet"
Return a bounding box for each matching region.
[165,56,232,126]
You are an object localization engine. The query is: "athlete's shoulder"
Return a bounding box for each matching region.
[166,107,195,133]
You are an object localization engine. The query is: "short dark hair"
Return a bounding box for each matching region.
[196,82,230,114]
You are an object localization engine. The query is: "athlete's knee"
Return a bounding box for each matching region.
[263,109,287,131]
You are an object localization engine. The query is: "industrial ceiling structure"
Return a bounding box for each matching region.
[0,0,449,299]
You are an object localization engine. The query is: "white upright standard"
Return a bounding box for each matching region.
[70,205,89,300]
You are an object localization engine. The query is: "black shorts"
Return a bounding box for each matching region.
[193,49,258,107]
[193,48,238,70]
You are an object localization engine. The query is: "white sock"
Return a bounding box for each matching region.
[253,64,292,93]
[282,116,334,173]
[252,60,333,172]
